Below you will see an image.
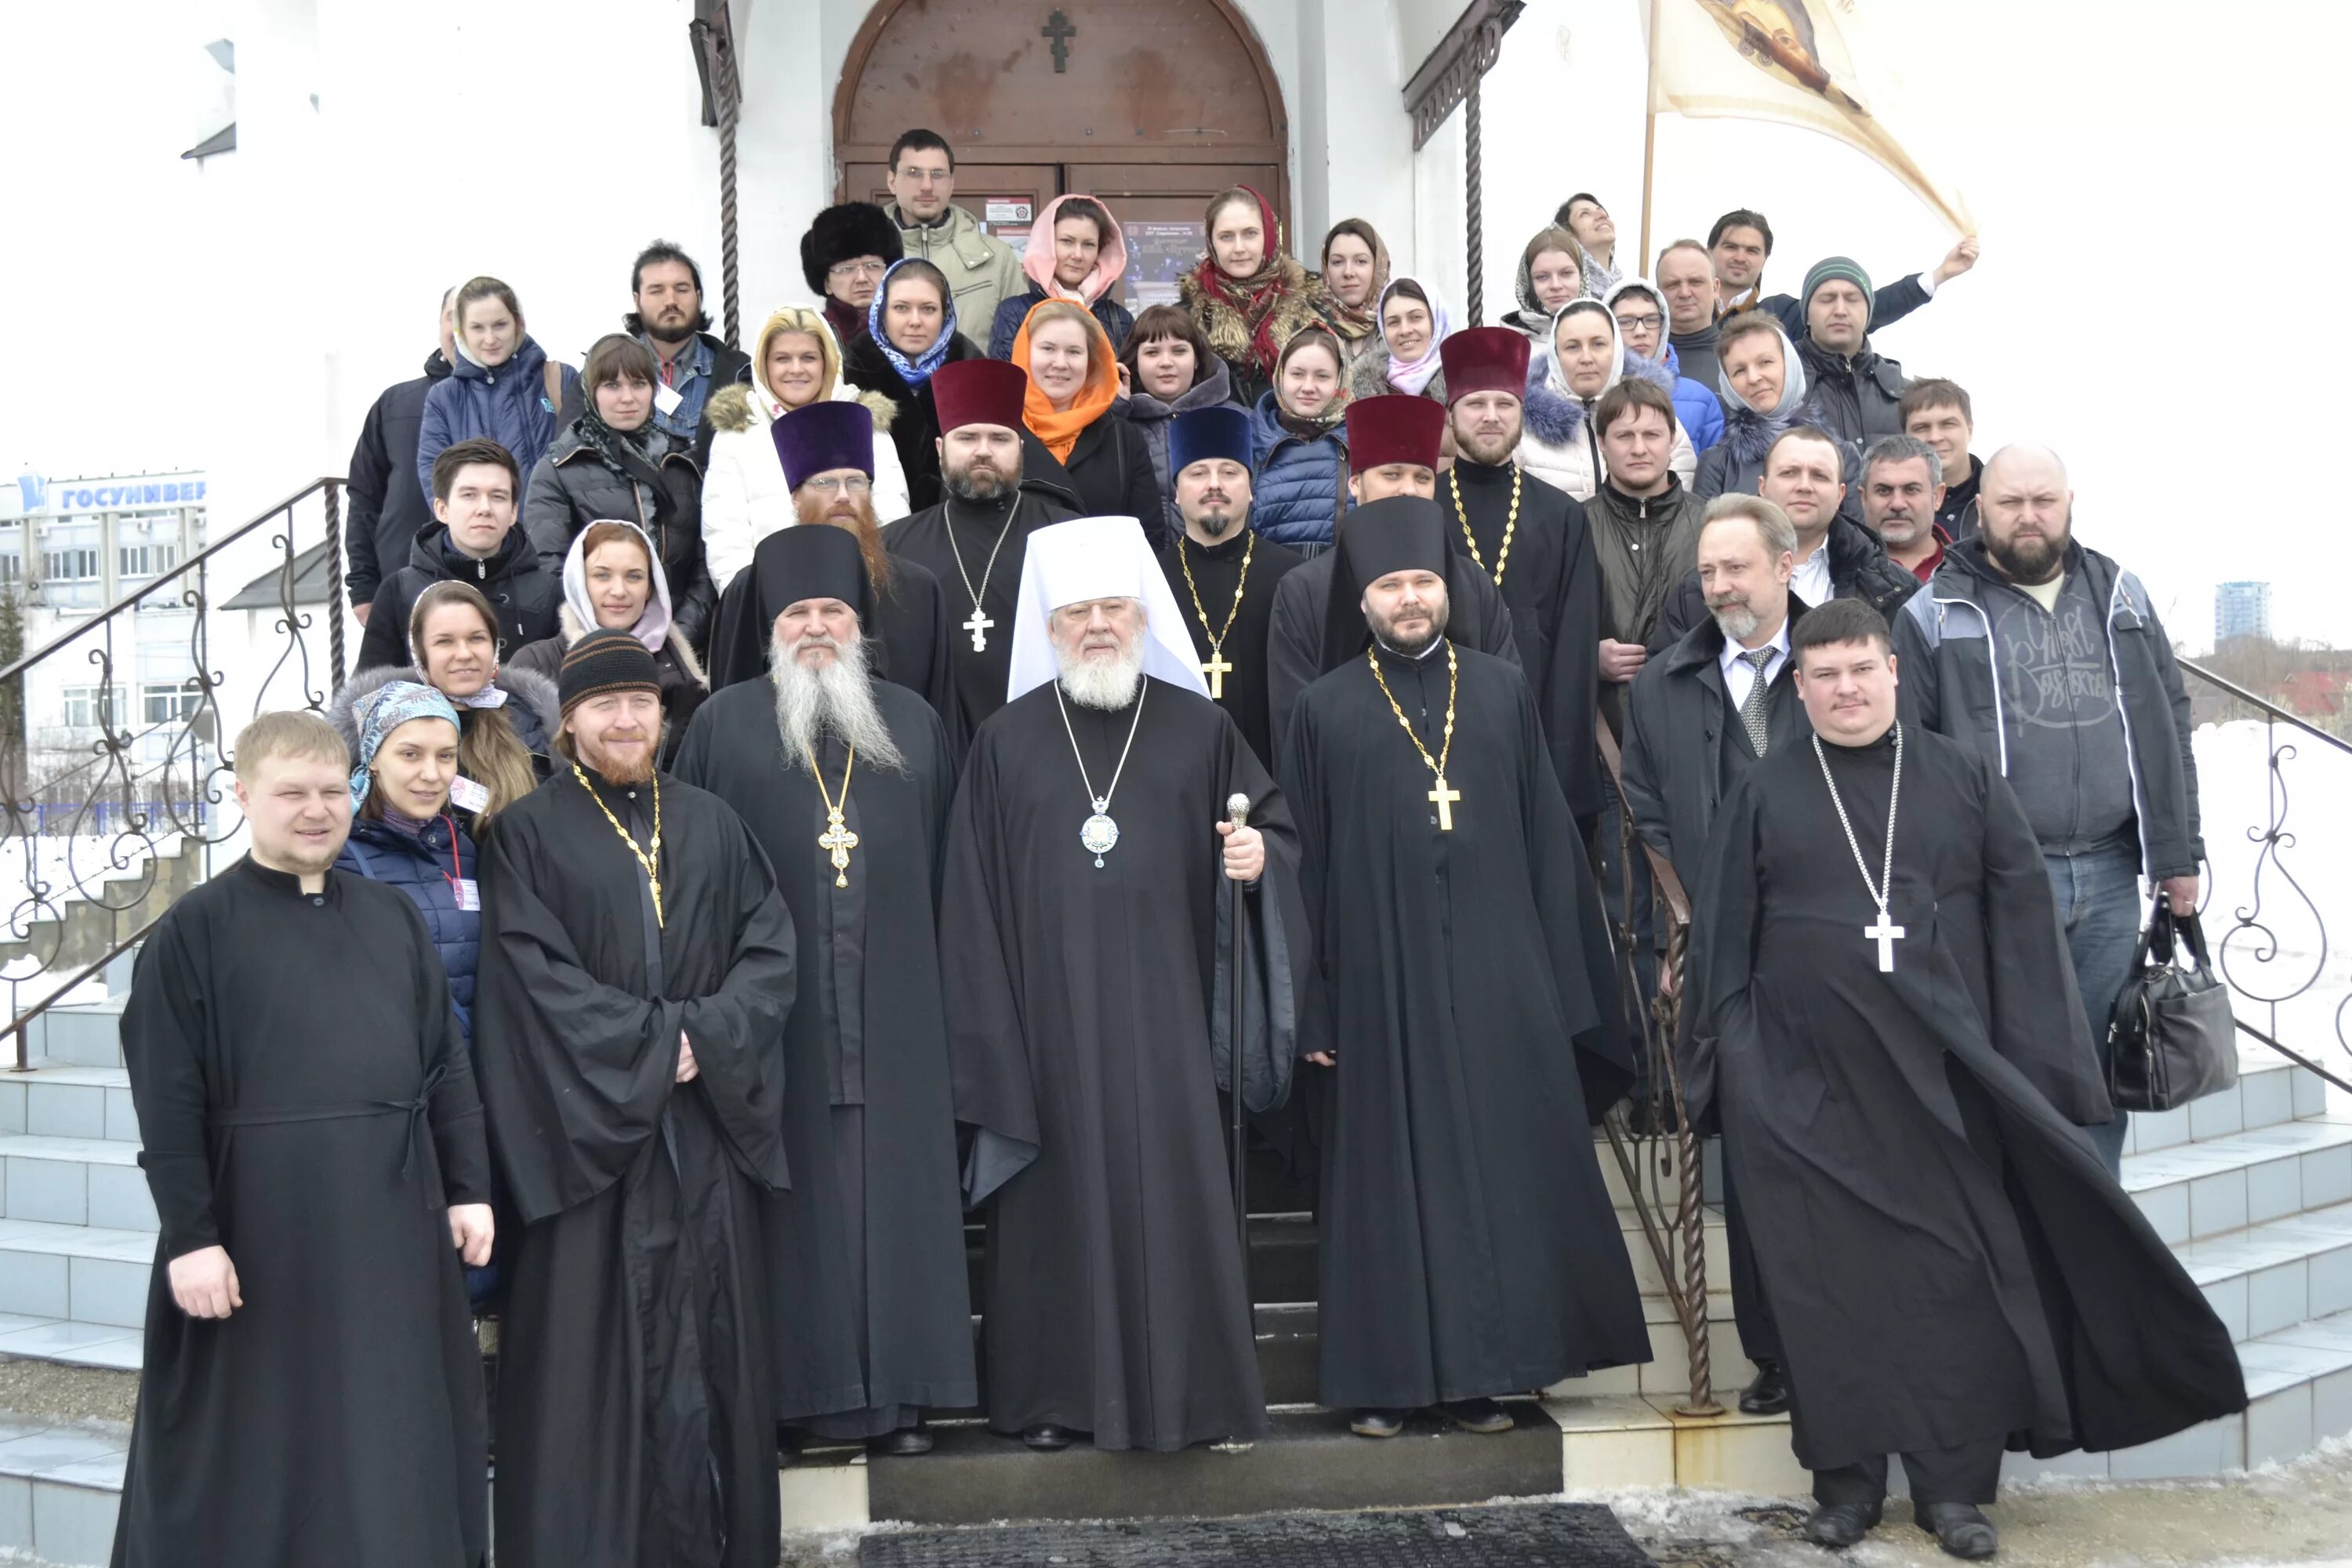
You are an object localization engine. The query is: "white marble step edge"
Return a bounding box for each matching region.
[2122,1116,2352,1244]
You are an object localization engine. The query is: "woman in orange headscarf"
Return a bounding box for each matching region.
[1011,299,1167,546]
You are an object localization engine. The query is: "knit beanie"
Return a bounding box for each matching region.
[1801,256,1875,318]
[558,627,661,715]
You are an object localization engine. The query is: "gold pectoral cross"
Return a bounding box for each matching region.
[1200,650,1232,699]
[818,810,859,888]
[1428,775,1461,832]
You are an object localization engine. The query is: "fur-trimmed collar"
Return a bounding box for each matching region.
[1178,255,1323,377]
[326,662,562,753]
[1519,354,1673,448]
[554,604,708,690]
[704,382,899,437]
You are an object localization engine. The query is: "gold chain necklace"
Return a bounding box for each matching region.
[805,743,860,888]
[1365,641,1463,831]
[1450,466,1519,588]
[572,764,664,925]
[1174,531,1254,699]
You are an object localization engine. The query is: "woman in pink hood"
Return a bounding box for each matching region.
[985,194,1135,360]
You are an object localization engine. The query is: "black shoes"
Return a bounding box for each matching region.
[1740,1358,1791,1415]
[1020,1423,1077,1451]
[1348,1408,1405,1438]
[876,1424,933,1457]
[1918,1502,2000,1559]
[1802,1501,1882,1549]
[1437,1397,1515,1434]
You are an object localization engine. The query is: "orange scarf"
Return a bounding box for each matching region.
[1011,301,1120,463]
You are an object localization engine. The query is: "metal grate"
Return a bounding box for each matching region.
[858,1502,1653,1567]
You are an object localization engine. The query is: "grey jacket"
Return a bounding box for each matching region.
[1894,537,2203,880]
[886,201,1025,337]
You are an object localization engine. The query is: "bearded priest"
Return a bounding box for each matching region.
[939,515,1307,1454]
[672,523,976,1454]
[1278,495,1646,1442]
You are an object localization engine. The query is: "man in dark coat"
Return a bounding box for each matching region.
[114,711,494,1568]
[1683,599,2244,1559]
[1265,394,1526,753]
[1155,405,1303,764]
[884,358,1083,742]
[626,241,750,467]
[1704,208,1975,339]
[1900,377,1984,539]
[1584,379,1708,738]
[801,201,904,349]
[474,630,794,1568]
[347,290,456,624]
[1279,498,1646,1439]
[356,438,561,671]
[1791,257,1912,449]
[673,525,978,1453]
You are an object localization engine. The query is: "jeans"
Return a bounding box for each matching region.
[2045,844,2144,1175]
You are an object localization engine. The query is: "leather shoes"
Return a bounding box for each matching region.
[1739,1358,1791,1416]
[876,1425,933,1457]
[1918,1502,1999,1559]
[1348,1408,1405,1439]
[1019,1423,1076,1451]
[1438,1397,1516,1434]
[1802,1501,1882,1549]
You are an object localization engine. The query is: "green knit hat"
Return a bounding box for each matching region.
[1801,256,1875,318]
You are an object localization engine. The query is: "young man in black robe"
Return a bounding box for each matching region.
[1278,497,1648,1440]
[884,358,1082,741]
[474,629,796,1568]
[705,401,963,750]
[1436,326,1606,825]
[114,711,495,1568]
[941,516,1308,1453]
[1265,394,1526,754]
[1155,405,1303,766]
[1683,599,2245,1559]
[672,524,976,1454]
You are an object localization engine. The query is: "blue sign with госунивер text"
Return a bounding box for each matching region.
[44,479,207,510]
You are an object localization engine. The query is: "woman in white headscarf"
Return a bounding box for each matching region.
[1515,299,1696,501]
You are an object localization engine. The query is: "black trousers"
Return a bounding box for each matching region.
[1811,1436,2005,1508]
[1719,1150,1783,1366]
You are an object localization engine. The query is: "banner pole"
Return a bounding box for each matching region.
[1638,0,1661,270]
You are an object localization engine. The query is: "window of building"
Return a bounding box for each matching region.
[60,685,129,729]
[120,543,180,580]
[45,548,99,582]
[143,680,203,725]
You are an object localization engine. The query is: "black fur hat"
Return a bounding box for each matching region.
[800,202,905,295]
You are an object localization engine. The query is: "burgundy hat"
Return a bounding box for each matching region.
[771,401,875,492]
[1345,394,1446,474]
[931,359,1029,434]
[1439,326,1530,405]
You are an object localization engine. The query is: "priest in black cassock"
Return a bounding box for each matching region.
[672,524,977,1454]
[474,630,796,1568]
[1436,327,1606,825]
[1682,600,2245,1559]
[884,358,1083,742]
[1265,394,1525,753]
[941,515,1308,1453]
[1155,405,1303,765]
[706,401,964,750]
[1278,499,1646,1439]
[114,712,493,1568]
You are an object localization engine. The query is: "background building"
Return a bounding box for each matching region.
[2216,580,2273,644]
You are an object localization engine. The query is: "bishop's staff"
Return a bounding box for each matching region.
[1224,790,1254,1252]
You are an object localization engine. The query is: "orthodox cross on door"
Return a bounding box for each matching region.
[1042,9,1076,73]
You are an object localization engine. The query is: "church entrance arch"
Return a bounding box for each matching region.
[834,0,1291,311]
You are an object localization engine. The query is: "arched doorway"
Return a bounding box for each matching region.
[835,0,1290,310]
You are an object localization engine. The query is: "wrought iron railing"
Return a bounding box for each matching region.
[3,478,347,1068]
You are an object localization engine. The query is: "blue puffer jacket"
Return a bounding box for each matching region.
[333,815,481,1039]
[1659,345,1726,455]
[1247,389,1350,549]
[415,336,580,510]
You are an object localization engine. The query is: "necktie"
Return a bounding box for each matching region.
[1739,648,1777,756]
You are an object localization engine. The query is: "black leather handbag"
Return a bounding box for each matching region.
[2106,896,2240,1112]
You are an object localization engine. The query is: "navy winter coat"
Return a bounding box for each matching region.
[1247,389,1350,549]
[346,349,452,612]
[333,815,480,1038]
[987,286,1135,362]
[416,336,581,509]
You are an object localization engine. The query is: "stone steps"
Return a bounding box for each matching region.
[0,1416,126,1568]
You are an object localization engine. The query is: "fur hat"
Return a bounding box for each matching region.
[800,203,905,296]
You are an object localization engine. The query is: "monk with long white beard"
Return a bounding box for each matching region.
[674,522,975,1452]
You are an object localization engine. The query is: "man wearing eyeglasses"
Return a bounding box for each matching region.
[880,128,1024,336]
[802,201,906,348]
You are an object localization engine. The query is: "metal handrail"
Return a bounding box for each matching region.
[2180,658,2352,757]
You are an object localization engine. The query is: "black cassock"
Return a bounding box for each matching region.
[942,677,1308,1450]
[474,768,793,1568]
[1156,528,1305,766]
[1683,725,2245,1473]
[114,860,491,1568]
[1445,459,1606,823]
[885,477,1081,743]
[706,546,964,753]
[1282,644,1646,1408]
[672,679,978,1432]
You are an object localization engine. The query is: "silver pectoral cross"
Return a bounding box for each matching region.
[1865,905,1905,972]
[963,606,995,652]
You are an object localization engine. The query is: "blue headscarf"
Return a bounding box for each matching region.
[866,258,959,388]
[350,681,463,811]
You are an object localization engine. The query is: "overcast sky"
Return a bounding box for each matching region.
[1,0,2339,649]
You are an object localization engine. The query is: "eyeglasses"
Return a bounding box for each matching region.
[803,475,873,495]
[1614,312,1664,332]
[829,259,887,281]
